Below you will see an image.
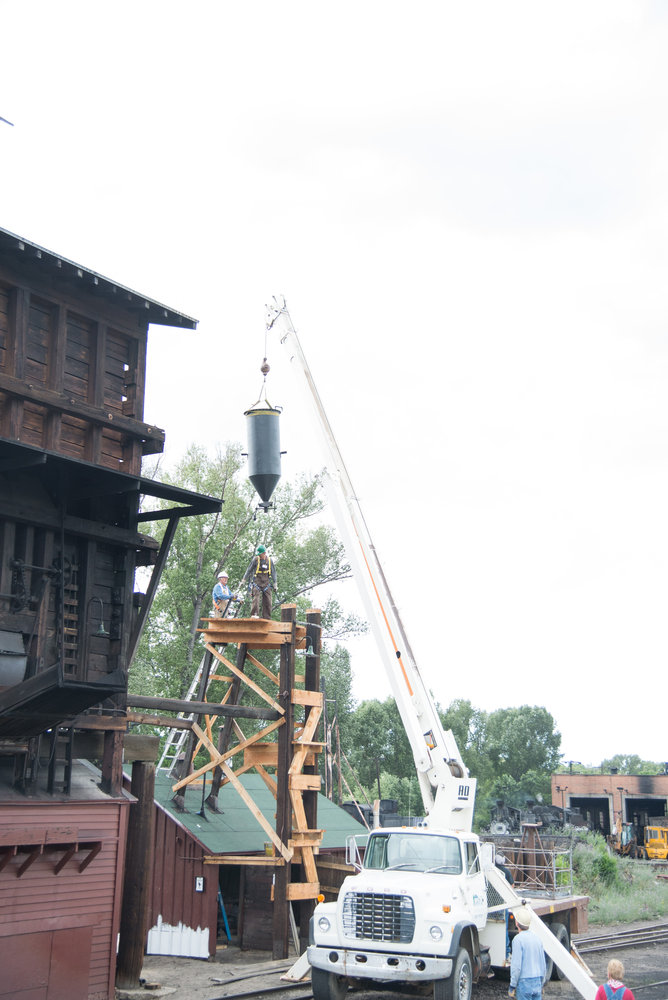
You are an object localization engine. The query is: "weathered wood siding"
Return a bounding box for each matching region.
[0,275,153,476]
[0,798,129,1000]
[147,804,218,958]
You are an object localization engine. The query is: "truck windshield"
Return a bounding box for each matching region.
[364,832,462,873]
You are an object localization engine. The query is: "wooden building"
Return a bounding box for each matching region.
[0,227,219,1000]
[139,771,365,959]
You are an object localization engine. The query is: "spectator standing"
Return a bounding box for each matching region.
[595,960,635,1000]
[509,907,546,1000]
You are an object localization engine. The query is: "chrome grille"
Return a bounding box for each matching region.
[342,892,415,943]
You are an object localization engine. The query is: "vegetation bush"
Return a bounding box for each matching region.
[572,831,668,923]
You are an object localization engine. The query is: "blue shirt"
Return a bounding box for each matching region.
[213,582,234,605]
[510,930,546,987]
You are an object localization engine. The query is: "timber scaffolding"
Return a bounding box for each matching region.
[154,604,324,960]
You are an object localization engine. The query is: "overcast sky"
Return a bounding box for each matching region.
[2,1,667,768]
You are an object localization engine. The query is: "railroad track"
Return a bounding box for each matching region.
[575,922,668,953]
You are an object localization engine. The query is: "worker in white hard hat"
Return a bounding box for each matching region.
[509,906,546,1000]
[211,570,239,618]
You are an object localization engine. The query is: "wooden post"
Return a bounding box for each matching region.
[205,643,248,812]
[299,609,321,948]
[116,760,156,988]
[272,604,296,959]
[100,729,124,796]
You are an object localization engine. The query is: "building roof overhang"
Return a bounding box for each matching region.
[0,226,197,330]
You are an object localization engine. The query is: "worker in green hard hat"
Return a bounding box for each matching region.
[242,545,277,618]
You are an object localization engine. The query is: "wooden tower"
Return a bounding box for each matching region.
[171,605,324,958]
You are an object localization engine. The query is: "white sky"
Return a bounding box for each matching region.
[2,1,667,768]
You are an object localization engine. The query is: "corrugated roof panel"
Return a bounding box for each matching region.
[152,771,366,854]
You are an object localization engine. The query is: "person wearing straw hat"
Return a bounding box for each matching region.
[509,906,546,1000]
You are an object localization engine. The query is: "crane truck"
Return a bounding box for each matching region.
[268,298,596,1000]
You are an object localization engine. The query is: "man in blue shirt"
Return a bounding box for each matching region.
[212,571,238,618]
[509,907,546,1000]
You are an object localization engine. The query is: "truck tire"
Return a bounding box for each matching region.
[434,948,473,1000]
[550,922,570,980]
[311,967,348,1000]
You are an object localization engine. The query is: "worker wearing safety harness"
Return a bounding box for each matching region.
[242,545,277,619]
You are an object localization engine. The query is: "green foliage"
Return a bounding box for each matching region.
[484,705,562,781]
[345,698,415,787]
[571,831,668,923]
[600,754,665,775]
[131,443,364,700]
[573,832,621,893]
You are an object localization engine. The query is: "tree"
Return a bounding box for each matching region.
[600,754,665,775]
[484,705,562,781]
[439,698,492,784]
[131,443,365,700]
[345,698,414,788]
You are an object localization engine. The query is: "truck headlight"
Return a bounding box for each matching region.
[429,925,444,941]
[318,916,331,933]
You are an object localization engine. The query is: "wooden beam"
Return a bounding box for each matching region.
[273,604,296,959]
[204,855,286,867]
[286,882,320,900]
[127,693,279,720]
[0,368,165,449]
[291,689,324,707]
[0,498,158,551]
[71,731,159,762]
[71,714,128,731]
[219,759,293,863]
[245,651,279,686]
[126,712,192,731]
[171,718,284,792]
[116,762,156,989]
[289,774,321,791]
[206,645,284,714]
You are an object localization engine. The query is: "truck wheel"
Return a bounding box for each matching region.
[311,967,349,1000]
[434,948,473,1000]
[551,923,570,980]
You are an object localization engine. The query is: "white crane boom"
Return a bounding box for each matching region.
[267,296,475,830]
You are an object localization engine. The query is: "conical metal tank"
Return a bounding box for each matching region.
[244,405,282,510]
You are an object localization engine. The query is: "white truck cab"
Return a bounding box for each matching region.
[308,827,491,1000]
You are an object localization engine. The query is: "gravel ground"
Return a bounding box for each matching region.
[117,921,668,1000]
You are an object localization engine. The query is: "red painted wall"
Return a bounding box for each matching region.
[0,798,129,1000]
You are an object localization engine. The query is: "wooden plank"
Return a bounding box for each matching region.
[288,830,324,845]
[300,846,319,884]
[289,774,321,791]
[289,706,322,775]
[245,652,279,686]
[204,855,286,867]
[286,882,320,900]
[191,722,218,759]
[291,689,324,707]
[0,368,165,448]
[127,693,278,720]
[206,644,284,714]
[255,764,277,797]
[125,712,192,731]
[290,789,309,834]
[243,743,278,766]
[219,760,293,863]
[171,718,284,791]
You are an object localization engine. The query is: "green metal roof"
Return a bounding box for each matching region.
[151,771,366,854]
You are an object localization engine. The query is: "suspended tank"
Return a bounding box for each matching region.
[244,405,282,512]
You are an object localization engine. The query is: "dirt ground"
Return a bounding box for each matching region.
[116,920,668,1000]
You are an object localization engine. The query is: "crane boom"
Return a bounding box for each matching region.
[267,296,475,830]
